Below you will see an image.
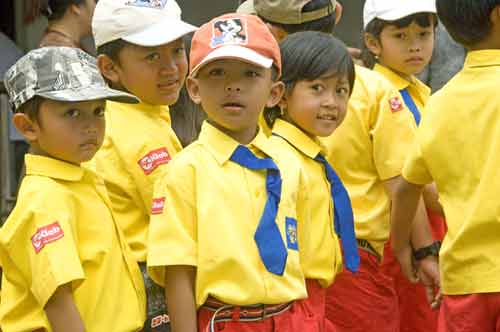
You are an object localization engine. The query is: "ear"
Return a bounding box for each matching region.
[265,23,288,43]
[12,113,39,142]
[185,76,202,105]
[364,32,382,57]
[97,54,122,87]
[335,2,343,25]
[70,3,82,16]
[266,81,285,108]
[490,5,500,25]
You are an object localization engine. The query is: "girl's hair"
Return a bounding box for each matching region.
[39,0,86,21]
[264,31,355,129]
[361,12,438,69]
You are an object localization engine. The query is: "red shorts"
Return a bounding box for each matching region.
[438,293,500,332]
[293,279,336,332]
[198,295,323,332]
[325,249,400,332]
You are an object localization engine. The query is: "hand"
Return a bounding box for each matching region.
[417,256,442,309]
[393,243,418,283]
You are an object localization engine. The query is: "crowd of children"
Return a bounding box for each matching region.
[0,0,499,331]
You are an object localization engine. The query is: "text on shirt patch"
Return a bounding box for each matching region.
[31,222,64,254]
[389,96,404,113]
[138,147,171,175]
[285,217,298,251]
[151,197,166,215]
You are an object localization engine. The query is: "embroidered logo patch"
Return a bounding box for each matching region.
[151,314,170,328]
[389,96,404,113]
[126,0,168,9]
[211,18,248,48]
[151,197,166,215]
[285,217,298,251]
[138,147,171,175]
[31,222,64,254]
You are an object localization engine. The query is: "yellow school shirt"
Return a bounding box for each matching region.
[320,65,417,256]
[374,63,431,112]
[92,101,183,262]
[270,119,343,288]
[402,50,500,295]
[148,122,307,307]
[0,155,146,332]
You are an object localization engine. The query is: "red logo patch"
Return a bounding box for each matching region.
[151,197,166,215]
[31,222,64,253]
[389,96,404,112]
[138,148,171,175]
[151,314,170,328]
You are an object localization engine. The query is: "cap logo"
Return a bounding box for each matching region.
[211,18,248,48]
[126,0,168,9]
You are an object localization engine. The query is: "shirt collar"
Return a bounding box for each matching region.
[106,100,172,123]
[373,63,411,90]
[199,121,267,165]
[464,50,500,68]
[272,119,322,159]
[25,154,85,182]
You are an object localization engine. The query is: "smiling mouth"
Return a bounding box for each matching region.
[317,114,337,121]
[158,80,179,89]
[222,102,245,110]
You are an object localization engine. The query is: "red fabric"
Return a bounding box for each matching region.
[197,297,322,332]
[293,279,336,332]
[438,293,500,332]
[325,250,400,332]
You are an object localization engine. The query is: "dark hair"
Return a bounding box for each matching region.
[15,96,43,122]
[264,31,355,128]
[259,0,336,34]
[96,39,132,62]
[361,13,438,68]
[39,0,86,21]
[437,0,500,47]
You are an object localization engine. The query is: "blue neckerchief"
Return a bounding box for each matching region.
[400,88,421,125]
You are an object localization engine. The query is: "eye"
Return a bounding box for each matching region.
[245,70,261,78]
[174,46,186,55]
[94,107,105,117]
[420,31,431,38]
[65,109,80,118]
[208,68,225,77]
[145,52,160,62]
[337,86,349,96]
[311,84,324,92]
[394,32,406,39]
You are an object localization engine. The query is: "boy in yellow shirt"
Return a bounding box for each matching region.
[391,0,500,331]
[148,13,312,332]
[90,0,196,330]
[0,47,145,332]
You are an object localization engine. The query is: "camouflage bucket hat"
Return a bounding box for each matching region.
[3,46,139,111]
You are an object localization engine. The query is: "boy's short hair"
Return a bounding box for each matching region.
[237,0,337,34]
[92,0,197,49]
[436,0,500,47]
[3,46,138,113]
[189,14,281,78]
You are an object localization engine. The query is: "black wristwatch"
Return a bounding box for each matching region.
[413,241,441,261]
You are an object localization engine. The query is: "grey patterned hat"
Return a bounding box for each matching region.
[3,46,139,111]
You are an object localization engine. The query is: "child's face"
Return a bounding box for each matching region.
[187,59,283,143]
[28,99,106,164]
[111,40,188,105]
[372,20,435,76]
[282,72,351,138]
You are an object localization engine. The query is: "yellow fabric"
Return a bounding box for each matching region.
[320,65,417,256]
[92,101,182,262]
[0,154,146,332]
[374,63,431,113]
[402,50,500,295]
[270,119,343,288]
[148,122,307,307]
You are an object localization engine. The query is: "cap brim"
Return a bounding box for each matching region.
[123,19,198,47]
[236,0,256,15]
[38,86,139,104]
[190,45,273,77]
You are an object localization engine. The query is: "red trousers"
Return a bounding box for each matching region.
[438,293,500,332]
[326,249,400,332]
[381,209,446,332]
[293,279,336,332]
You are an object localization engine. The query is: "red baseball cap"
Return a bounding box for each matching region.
[189,13,281,78]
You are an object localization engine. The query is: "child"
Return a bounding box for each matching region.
[147,13,310,332]
[361,1,444,331]
[237,1,439,330]
[264,31,359,332]
[91,0,196,330]
[391,0,500,331]
[0,47,145,332]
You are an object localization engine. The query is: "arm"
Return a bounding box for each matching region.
[164,266,197,332]
[423,183,444,216]
[44,283,85,332]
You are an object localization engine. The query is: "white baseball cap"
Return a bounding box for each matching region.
[92,0,198,48]
[363,0,436,28]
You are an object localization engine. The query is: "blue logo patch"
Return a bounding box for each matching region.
[286,217,298,251]
[211,18,248,48]
[126,0,168,9]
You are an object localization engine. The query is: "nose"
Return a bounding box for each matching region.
[322,91,338,109]
[409,38,421,53]
[159,56,178,76]
[224,76,243,92]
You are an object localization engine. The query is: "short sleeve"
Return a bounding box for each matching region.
[147,160,197,287]
[371,84,417,180]
[402,132,433,185]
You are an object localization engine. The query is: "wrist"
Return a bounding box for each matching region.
[413,241,441,261]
